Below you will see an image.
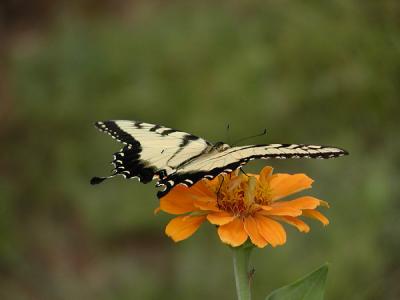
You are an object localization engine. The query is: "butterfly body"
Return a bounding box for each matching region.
[211,142,231,152]
[91,120,348,197]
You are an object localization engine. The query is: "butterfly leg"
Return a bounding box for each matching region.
[239,167,249,177]
[217,176,225,200]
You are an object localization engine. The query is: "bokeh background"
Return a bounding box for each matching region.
[1,1,399,299]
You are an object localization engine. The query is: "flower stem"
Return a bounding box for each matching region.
[232,245,253,300]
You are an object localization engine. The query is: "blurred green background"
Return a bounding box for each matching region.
[1,1,399,299]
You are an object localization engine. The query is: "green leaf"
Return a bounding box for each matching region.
[265,264,329,300]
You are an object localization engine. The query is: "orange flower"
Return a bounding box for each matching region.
[157,166,329,248]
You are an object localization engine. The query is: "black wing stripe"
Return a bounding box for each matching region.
[160,129,177,136]
[95,121,138,145]
[150,124,162,132]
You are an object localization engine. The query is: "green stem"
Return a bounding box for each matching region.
[232,245,253,300]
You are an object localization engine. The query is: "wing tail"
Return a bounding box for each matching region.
[90,176,113,185]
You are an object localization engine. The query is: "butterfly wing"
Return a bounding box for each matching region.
[157,143,348,197]
[91,120,211,184]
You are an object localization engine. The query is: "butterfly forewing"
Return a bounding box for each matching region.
[92,120,211,183]
[156,144,348,197]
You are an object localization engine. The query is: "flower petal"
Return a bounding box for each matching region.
[279,216,310,233]
[244,216,268,248]
[254,214,286,247]
[259,205,272,211]
[269,173,314,201]
[302,210,329,225]
[227,176,244,192]
[207,211,235,225]
[165,215,206,242]
[193,196,219,211]
[160,185,197,214]
[218,217,248,247]
[259,166,273,185]
[244,176,257,206]
[260,206,302,217]
[191,180,216,198]
[319,200,330,208]
[272,196,322,210]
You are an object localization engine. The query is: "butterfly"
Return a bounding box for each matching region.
[91,120,348,198]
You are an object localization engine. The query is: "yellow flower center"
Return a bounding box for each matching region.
[255,182,272,205]
[209,173,272,217]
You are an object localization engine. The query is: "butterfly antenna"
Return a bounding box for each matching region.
[226,124,231,145]
[232,128,267,146]
[217,176,225,199]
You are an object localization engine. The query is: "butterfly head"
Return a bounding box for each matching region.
[213,142,231,152]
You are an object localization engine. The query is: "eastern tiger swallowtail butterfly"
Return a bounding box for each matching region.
[91,120,348,198]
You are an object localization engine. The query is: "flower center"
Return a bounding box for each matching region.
[211,174,271,217]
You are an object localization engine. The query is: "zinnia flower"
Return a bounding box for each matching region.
[156,166,329,248]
